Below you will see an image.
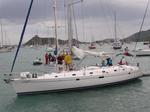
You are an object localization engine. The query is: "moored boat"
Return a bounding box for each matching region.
[113,41,122,49]
[134,49,150,56]
[8,65,142,95]
[88,43,96,49]
[33,59,43,65]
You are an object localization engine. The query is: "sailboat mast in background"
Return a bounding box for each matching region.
[0,21,3,48]
[114,12,117,42]
[113,12,122,50]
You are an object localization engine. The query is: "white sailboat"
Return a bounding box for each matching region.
[134,47,150,56]
[4,0,143,95]
[9,64,141,95]
[88,43,96,49]
[133,0,150,56]
[112,13,122,50]
[0,21,13,53]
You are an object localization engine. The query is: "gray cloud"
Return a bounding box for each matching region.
[0,0,150,44]
[0,0,65,24]
[0,0,148,24]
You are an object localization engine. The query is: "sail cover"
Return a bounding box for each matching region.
[72,46,114,59]
[71,46,85,59]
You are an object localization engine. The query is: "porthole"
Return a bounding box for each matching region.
[76,78,80,81]
[102,71,105,73]
[72,74,76,76]
[90,72,93,74]
[98,76,104,78]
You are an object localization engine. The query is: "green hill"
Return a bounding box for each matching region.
[123,29,150,42]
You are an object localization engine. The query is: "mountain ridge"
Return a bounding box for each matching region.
[24,29,150,46]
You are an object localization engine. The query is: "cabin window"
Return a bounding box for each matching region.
[55,76,58,78]
[128,72,131,74]
[72,74,76,76]
[102,71,105,73]
[99,76,104,78]
[76,78,80,81]
[90,72,93,74]
[114,70,117,72]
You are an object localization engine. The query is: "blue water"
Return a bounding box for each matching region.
[0,43,150,112]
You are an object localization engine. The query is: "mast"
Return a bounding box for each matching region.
[53,0,58,55]
[66,0,73,49]
[11,0,34,72]
[4,30,7,46]
[114,12,117,41]
[0,21,3,48]
[72,5,79,48]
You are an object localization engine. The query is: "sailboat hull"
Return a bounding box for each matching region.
[0,47,12,53]
[134,49,150,56]
[11,65,142,95]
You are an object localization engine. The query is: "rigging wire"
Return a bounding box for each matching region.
[0,20,4,47]
[98,0,113,38]
[101,0,125,41]
[131,0,150,64]
[72,5,79,47]
[134,0,150,50]
[104,0,114,20]
[11,0,34,72]
[81,0,85,42]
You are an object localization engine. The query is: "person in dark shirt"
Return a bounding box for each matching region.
[48,52,52,64]
[106,57,113,66]
[45,52,49,64]
[57,54,63,65]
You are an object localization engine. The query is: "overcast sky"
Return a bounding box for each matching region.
[0,0,150,44]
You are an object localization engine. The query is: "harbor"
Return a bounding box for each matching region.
[0,42,150,112]
[0,0,150,112]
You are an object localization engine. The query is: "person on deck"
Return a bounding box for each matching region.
[106,57,113,66]
[57,54,64,65]
[108,58,113,66]
[57,54,64,72]
[118,56,128,65]
[123,47,133,56]
[48,52,52,64]
[45,52,49,64]
[101,59,106,67]
[64,52,72,71]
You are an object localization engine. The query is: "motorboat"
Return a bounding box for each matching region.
[88,43,96,49]
[113,41,122,50]
[33,59,43,65]
[134,49,150,56]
